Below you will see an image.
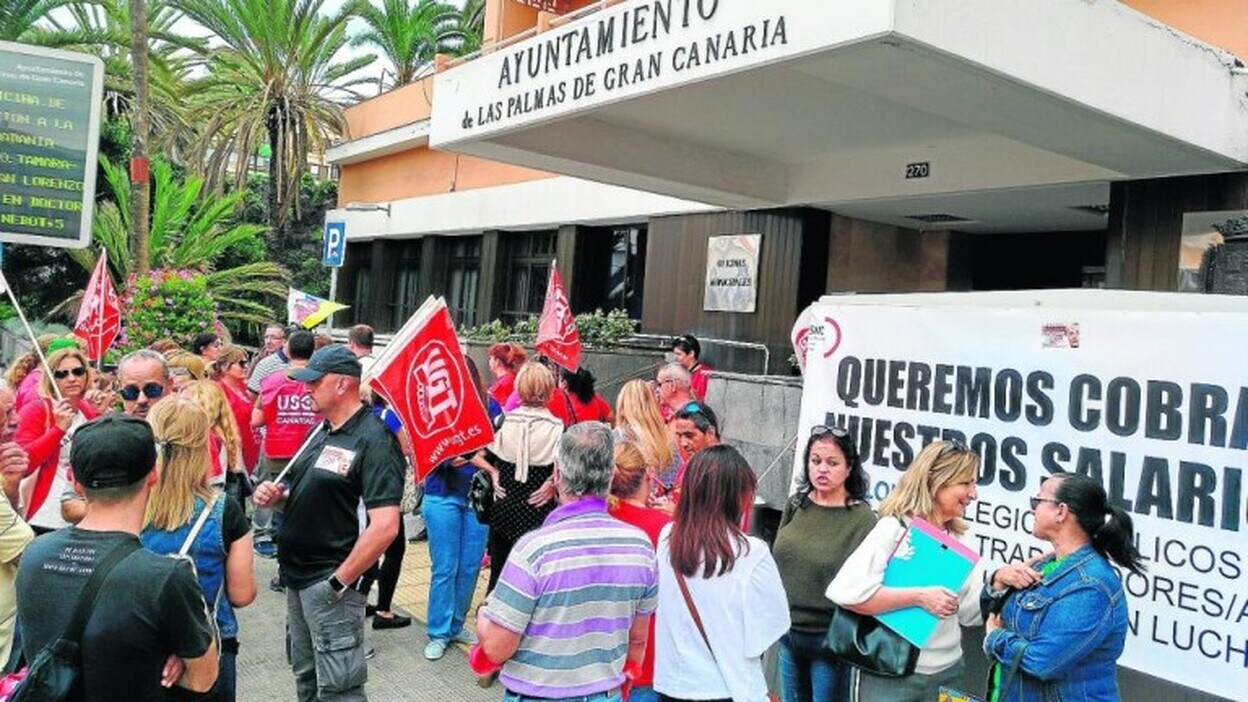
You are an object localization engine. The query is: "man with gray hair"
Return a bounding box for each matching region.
[656,361,696,422]
[477,422,658,701]
[116,349,172,419]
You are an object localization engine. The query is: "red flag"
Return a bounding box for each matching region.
[369,302,493,479]
[535,262,581,371]
[73,252,121,362]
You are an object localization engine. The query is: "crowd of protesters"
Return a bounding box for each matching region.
[0,329,1145,702]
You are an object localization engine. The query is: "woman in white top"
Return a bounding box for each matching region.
[653,445,790,702]
[825,440,986,701]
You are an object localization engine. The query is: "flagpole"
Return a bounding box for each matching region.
[271,424,325,485]
[95,252,106,371]
[0,271,64,401]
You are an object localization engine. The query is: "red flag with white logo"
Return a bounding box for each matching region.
[73,252,121,362]
[368,298,493,478]
[535,261,581,372]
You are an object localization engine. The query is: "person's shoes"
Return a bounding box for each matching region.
[365,604,376,618]
[269,575,284,593]
[424,639,448,661]
[452,628,478,645]
[372,613,412,630]
[254,541,277,559]
[364,647,376,660]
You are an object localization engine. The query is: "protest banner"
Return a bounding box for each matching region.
[793,292,1248,700]
[368,296,494,478]
[535,262,581,371]
[287,287,348,329]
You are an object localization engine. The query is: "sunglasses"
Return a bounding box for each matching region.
[811,424,850,439]
[1029,496,1062,511]
[53,367,87,380]
[937,438,970,457]
[119,382,166,402]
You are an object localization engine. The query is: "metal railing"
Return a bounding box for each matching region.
[628,333,772,376]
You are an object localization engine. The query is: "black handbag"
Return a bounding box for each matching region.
[824,517,920,677]
[824,604,919,677]
[468,469,493,525]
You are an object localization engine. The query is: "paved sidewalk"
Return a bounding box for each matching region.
[236,538,497,701]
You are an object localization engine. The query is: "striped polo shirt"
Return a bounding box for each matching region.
[483,496,659,699]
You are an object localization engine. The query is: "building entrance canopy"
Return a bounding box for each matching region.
[430,0,1248,233]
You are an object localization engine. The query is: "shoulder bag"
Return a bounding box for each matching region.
[468,469,493,525]
[824,518,920,678]
[673,570,715,661]
[6,539,140,702]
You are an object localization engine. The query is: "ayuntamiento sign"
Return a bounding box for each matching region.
[0,41,104,249]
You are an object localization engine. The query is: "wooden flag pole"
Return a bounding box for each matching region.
[0,270,64,401]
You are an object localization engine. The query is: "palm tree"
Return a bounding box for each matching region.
[350,0,465,90]
[173,0,375,239]
[0,0,93,44]
[458,0,486,54]
[64,156,288,326]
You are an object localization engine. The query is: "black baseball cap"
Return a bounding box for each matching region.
[288,344,362,382]
[70,414,158,489]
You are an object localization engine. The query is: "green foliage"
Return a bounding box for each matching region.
[349,0,466,88]
[0,302,15,323]
[120,268,217,350]
[460,309,638,348]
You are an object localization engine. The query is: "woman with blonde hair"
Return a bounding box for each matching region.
[141,395,255,702]
[475,361,563,594]
[613,378,680,497]
[182,380,244,491]
[13,346,100,532]
[826,440,986,701]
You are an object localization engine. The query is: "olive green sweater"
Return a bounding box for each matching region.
[772,500,878,634]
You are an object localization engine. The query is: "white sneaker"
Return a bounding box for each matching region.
[452,628,478,645]
[424,639,448,661]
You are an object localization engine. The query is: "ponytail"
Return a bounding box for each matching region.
[1092,505,1146,575]
[1055,474,1147,576]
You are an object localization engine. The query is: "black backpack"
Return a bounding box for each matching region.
[9,540,138,702]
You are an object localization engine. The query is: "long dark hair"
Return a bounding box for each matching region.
[561,367,597,404]
[794,427,868,503]
[668,445,756,579]
[1053,473,1146,575]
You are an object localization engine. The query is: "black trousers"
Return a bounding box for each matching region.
[359,519,406,610]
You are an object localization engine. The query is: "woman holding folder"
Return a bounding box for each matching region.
[825,439,987,701]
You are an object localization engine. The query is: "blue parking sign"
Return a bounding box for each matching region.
[323,222,346,267]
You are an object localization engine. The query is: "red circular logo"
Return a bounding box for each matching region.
[405,340,464,439]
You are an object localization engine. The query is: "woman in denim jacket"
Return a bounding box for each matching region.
[982,473,1145,701]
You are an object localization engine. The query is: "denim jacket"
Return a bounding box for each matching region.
[981,544,1127,702]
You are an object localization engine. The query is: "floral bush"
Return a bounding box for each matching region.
[460,309,638,348]
[120,267,218,351]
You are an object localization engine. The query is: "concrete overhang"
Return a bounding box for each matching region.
[430,0,1248,233]
[327,119,430,165]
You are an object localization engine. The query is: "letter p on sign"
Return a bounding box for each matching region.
[323,222,346,267]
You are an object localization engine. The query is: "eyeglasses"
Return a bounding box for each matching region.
[1029,496,1062,511]
[53,367,87,380]
[811,425,849,439]
[119,382,166,402]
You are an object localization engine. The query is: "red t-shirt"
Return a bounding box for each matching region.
[259,374,320,459]
[690,363,714,400]
[219,380,260,473]
[489,372,516,407]
[549,390,612,427]
[608,500,671,687]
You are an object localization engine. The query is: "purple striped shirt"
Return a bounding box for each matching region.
[482,496,659,698]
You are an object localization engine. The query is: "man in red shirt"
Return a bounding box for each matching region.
[251,331,320,562]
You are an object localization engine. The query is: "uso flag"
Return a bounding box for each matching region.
[368,296,494,478]
[73,252,121,362]
[535,261,581,371]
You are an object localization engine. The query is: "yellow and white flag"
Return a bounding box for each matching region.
[287,288,348,329]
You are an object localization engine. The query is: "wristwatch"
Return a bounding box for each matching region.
[328,574,349,597]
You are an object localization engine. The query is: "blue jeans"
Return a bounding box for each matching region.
[628,685,660,702]
[424,493,488,642]
[502,690,621,702]
[779,631,851,702]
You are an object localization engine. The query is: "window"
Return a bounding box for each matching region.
[606,226,646,318]
[500,230,557,323]
[345,243,371,325]
[447,236,481,327]
[390,240,423,330]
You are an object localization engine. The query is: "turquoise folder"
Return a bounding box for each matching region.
[876,517,980,648]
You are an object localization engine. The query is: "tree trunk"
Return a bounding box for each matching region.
[267,103,284,241]
[129,0,151,275]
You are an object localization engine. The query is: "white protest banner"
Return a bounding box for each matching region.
[794,294,1247,700]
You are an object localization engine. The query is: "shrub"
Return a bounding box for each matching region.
[121,267,218,351]
[459,309,638,348]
